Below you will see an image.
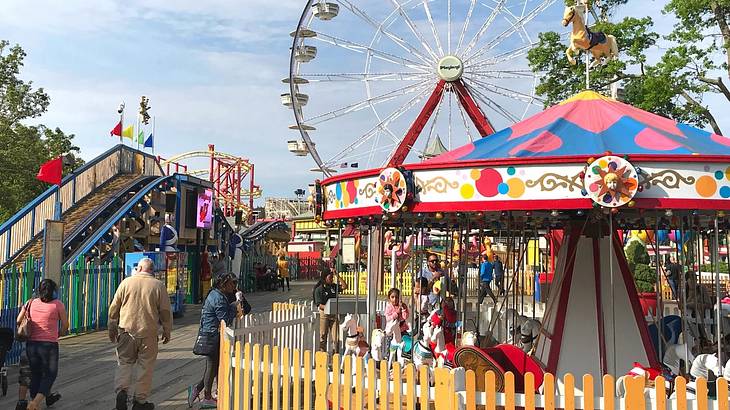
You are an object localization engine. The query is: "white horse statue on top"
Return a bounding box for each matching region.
[562,4,618,68]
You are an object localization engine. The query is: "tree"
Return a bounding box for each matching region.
[0,40,83,224]
[527,0,729,135]
[624,240,655,293]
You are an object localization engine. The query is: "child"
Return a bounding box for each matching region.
[428,280,443,312]
[430,297,457,345]
[384,288,410,335]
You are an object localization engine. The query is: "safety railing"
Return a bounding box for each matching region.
[0,145,164,267]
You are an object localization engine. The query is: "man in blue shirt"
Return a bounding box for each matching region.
[478,254,498,305]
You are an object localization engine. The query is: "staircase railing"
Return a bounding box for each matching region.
[0,145,164,267]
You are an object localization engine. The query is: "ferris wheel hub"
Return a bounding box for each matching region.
[437,55,464,82]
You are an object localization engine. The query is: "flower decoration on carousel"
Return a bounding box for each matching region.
[582,155,639,208]
[377,167,408,213]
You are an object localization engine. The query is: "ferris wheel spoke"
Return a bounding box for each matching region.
[422,86,447,153]
[463,69,536,80]
[313,31,430,72]
[421,0,445,56]
[455,95,476,142]
[299,72,431,82]
[465,0,556,63]
[336,0,436,67]
[459,0,506,57]
[468,41,538,68]
[464,75,543,105]
[387,0,440,61]
[468,86,522,124]
[447,0,452,54]
[322,85,433,168]
[455,0,477,56]
[304,81,431,125]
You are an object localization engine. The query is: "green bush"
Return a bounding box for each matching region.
[624,240,650,272]
[633,263,655,293]
[700,262,729,273]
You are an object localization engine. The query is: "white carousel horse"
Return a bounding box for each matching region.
[385,319,405,368]
[724,358,730,380]
[519,319,541,353]
[461,331,477,347]
[670,354,722,400]
[615,363,669,400]
[663,343,694,376]
[370,329,386,362]
[413,321,435,368]
[504,308,527,344]
[431,325,448,367]
[340,314,365,358]
[562,5,618,68]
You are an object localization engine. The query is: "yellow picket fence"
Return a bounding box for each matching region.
[216,320,729,410]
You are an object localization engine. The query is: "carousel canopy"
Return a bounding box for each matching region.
[427,90,730,163]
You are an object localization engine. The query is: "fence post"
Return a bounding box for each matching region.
[314,351,328,410]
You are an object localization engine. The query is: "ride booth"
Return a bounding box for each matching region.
[125,251,190,317]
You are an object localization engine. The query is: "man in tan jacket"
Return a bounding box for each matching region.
[109,257,172,410]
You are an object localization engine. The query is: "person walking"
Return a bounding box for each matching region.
[493,255,505,296]
[188,272,250,408]
[477,254,498,305]
[277,254,290,291]
[665,257,681,300]
[108,257,173,410]
[314,269,347,353]
[16,279,68,410]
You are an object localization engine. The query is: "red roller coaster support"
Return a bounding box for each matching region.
[387,79,496,168]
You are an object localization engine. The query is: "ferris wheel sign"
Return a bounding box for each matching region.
[583,155,639,208]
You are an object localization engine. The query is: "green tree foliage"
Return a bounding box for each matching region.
[624,240,655,293]
[0,40,83,224]
[527,0,729,134]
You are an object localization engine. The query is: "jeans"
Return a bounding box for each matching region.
[478,281,498,305]
[668,278,678,299]
[196,353,220,398]
[280,277,290,290]
[26,341,59,398]
[319,312,339,353]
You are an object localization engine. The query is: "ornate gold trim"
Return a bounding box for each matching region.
[358,182,376,198]
[526,172,583,192]
[416,176,459,193]
[639,170,695,190]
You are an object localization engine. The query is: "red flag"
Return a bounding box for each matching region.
[36,156,63,186]
[110,120,122,137]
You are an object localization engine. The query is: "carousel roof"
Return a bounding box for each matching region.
[427,90,730,164]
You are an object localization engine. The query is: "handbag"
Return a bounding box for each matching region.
[16,299,34,342]
[193,331,220,356]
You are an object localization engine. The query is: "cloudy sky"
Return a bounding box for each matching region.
[1,0,727,203]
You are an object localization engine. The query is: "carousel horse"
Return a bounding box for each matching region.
[385,319,406,368]
[669,354,722,400]
[663,343,694,377]
[431,325,447,367]
[504,309,528,344]
[340,314,368,358]
[461,331,478,347]
[413,321,435,368]
[370,329,386,362]
[562,5,618,68]
[519,319,541,353]
[615,362,669,400]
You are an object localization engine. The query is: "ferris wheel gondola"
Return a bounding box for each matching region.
[286,0,557,176]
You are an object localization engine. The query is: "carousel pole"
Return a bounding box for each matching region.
[713,215,722,366]
[654,212,664,362]
[584,0,590,90]
[462,218,470,336]
[679,216,690,366]
[477,226,484,337]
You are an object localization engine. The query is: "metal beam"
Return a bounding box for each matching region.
[453,80,496,137]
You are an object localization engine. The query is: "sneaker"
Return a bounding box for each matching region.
[116,390,128,410]
[200,398,217,409]
[15,400,28,410]
[46,392,61,406]
[187,384,201,408]
[131,401,154,410]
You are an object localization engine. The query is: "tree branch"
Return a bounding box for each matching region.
[680,90,723,135]
[699,76,730,102]
[709,1,730,78]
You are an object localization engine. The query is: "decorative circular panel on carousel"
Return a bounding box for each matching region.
[377,168,407,213]
[583,155,639,207]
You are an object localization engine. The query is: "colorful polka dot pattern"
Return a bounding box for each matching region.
[697,166,730,198]
[459,168,527,199]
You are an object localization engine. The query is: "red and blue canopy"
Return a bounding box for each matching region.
[428,90,730,164]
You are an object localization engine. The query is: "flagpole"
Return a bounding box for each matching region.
[136,113,141,151]
[119,105,124,144]
[152,116,156,155]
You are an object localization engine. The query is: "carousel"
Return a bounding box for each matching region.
[314,90,730,391]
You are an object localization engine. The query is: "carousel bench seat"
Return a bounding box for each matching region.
[454,344,545,393]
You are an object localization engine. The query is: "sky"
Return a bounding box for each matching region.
[1,0,728,205]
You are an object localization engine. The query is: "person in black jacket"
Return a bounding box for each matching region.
[313,269,347,353]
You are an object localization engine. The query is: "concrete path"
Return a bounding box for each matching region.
[0,281,316,410]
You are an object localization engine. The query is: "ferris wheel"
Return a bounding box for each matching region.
[285,0,556,176]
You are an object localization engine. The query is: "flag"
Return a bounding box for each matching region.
[144,133,154,148]
[340,162,348,168]
[350,163,358,168]
[110,121,122,137]
[137,129,145,144]
[36,156,63,185]
[121,125,134,140]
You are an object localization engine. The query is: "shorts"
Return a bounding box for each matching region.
[19,344,31,387]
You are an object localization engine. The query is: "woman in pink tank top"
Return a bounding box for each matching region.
[16,279,69,410]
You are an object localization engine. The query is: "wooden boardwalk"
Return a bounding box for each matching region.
[0,282,316,410]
